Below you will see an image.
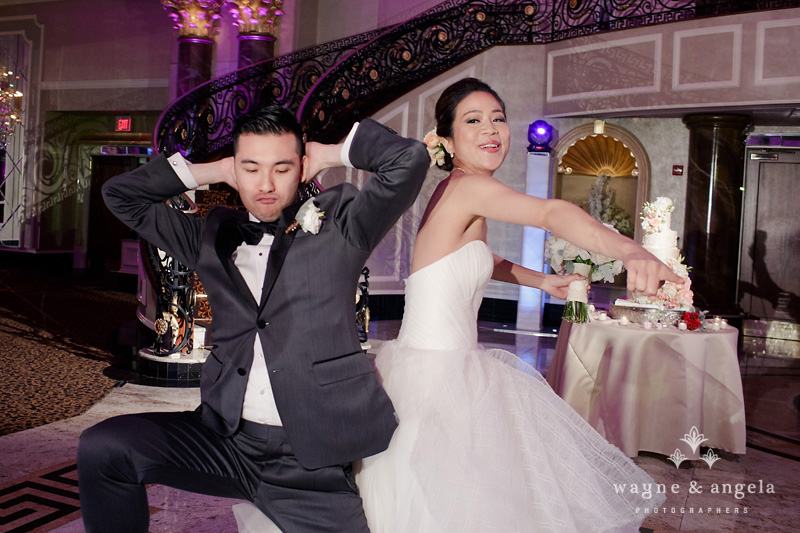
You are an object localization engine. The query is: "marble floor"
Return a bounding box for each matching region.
[1,320,798,532]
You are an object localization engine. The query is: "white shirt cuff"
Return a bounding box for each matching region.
[340,122,359,169]
[167,152,199,190]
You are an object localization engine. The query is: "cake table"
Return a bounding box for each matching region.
[546,319,746,458]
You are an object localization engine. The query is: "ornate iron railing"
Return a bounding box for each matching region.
[156,0,799,151]
[155,29,385,162]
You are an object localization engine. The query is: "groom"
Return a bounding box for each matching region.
[78,106,428,532]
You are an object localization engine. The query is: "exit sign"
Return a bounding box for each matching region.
[116,116,132,132]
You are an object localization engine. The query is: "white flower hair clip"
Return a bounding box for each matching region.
[286,198,325,234]
[423,129,446,168]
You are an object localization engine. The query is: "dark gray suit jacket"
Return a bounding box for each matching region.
[103,119,428,469]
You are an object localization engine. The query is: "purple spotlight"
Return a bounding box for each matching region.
[528,120,553,152]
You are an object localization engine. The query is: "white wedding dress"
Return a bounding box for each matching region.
[234,240,663,532]
[355,240,662,532]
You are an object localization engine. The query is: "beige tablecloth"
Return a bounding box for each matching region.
[546,319,746,458]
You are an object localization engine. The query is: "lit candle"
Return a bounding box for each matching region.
[620,316,629,326]
[721,319,728,329]
[712,323,721,331]
[588,304,596,313]
[678,321,687,331]
[599,311,608,320]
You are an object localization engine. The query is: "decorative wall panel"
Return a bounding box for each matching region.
[673,26,741,91]
[547,35,661,102]
[755,18,800,85]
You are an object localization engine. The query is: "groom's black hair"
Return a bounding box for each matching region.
[233,105,305,157]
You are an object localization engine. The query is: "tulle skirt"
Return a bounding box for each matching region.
[355,339,664,532]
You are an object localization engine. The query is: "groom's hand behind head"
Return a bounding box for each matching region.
[303,141,346,184]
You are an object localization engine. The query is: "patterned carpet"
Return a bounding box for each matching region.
[0,266,139,436]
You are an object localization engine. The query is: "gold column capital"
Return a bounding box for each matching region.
[226,0,284,38]
[162,0,224,39]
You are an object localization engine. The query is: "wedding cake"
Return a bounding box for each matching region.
[611,197,693,323]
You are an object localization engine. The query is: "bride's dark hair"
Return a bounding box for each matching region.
[434,77,507,171]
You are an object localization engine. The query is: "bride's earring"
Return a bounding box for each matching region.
[443,141,454,158]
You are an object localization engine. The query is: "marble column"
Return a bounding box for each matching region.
[682,114,751,315]
[162,0,223,97]
[177,37,214,96]
[237,35,275,68]
[228,0,284,68]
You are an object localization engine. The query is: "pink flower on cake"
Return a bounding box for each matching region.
[640,197,675,233]
[643,214,661,232]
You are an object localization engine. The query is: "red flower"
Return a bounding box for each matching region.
[681,311,701,331]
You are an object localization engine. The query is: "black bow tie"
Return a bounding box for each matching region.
[239,220,279,245]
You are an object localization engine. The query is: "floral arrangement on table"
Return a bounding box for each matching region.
[585,175,634,238]
[681,311,702,331]
[544,225,625,323]
[678,310,724,332]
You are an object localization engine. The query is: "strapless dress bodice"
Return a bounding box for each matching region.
[396,240,493,351]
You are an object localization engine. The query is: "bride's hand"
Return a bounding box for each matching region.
[540,273,584,300]
[623,249,683,295]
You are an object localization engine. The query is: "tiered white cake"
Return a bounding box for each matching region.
[612,197,693,323]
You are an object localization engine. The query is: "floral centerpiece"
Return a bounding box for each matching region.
[585,175,634,238]
[681,311,702,331]
[544,225,625,323]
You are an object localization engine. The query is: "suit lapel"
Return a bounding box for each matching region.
[216,213,259,311]
[259,202,302,311]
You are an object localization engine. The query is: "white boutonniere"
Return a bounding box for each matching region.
[285,198,325,234]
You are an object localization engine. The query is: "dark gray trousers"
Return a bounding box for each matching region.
[77,410,368,532]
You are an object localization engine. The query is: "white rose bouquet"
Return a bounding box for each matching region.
[544,225,625,323]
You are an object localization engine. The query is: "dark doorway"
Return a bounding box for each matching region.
[739,148,800,324]
[86,155,145,278]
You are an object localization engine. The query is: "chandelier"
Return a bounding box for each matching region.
[0,66,23,143]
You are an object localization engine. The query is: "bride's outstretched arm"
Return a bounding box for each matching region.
[492,254,583,300]
[459,175,682,295]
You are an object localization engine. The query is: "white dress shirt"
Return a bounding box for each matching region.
[168,122,359,426]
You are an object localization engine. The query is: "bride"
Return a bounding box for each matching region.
[236,77,678,532]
